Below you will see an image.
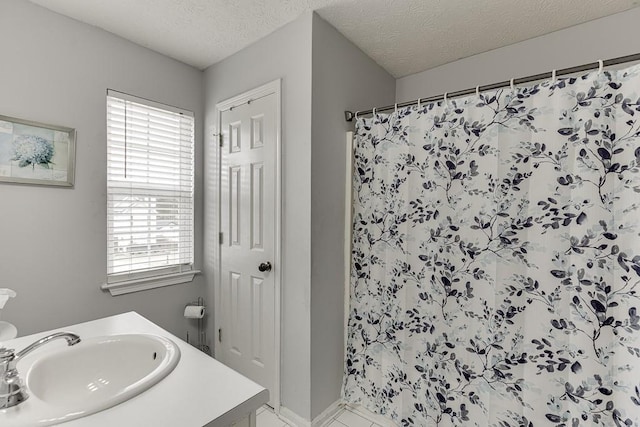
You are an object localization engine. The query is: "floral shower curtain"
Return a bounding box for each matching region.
[343,64,640,426]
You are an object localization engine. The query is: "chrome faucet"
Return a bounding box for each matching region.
[0,332,81,409]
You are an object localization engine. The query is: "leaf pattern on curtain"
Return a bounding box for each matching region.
[343,65,640,427]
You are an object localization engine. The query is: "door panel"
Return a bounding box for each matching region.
[219,93,276,406]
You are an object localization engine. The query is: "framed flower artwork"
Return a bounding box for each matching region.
[0,115,76,187]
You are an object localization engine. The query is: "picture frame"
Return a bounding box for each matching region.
[0,114,76,187]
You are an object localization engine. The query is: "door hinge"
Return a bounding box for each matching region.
[218,328,222,342]
[218,133,223,147]
[219,232,223,245]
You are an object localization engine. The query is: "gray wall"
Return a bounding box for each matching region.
[203,13,314,420]
[202,13,395,421]
[309,14,395,420]
[397,7,640,102]
[0,0,206,338]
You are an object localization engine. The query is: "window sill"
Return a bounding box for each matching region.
[101,270,201,296]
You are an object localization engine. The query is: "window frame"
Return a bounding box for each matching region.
[102,90,199,296]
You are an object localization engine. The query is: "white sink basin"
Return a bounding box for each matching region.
[3,334,180,426]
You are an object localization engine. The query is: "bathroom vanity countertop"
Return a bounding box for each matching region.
[1,311,268,426]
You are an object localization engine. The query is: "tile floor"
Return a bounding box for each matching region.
[256,405,384,427]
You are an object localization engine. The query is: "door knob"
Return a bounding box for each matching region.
[258,262,272,272]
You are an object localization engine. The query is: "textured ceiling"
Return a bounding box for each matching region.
[27,0,640,78]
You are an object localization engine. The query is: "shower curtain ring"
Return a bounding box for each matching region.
[355,111,359,120]
[372,107,377,116]
[394,103,398,114]
[598,59,604,73]
[510,78,515,91]
[443,92,448,103]
[476,86,480,96]
[551,69,557,84]
[417,98,421,109]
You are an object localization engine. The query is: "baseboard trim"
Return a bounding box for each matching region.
[278,400,344,427]
[312,400,344,427]
[279,406,311,427]
[344,403,395,427]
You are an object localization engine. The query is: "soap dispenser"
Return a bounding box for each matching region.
[0,289,17,341]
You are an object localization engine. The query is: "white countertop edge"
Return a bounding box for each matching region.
[0,311,268,427]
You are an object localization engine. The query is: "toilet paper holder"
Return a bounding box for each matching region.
[185,297,210,355]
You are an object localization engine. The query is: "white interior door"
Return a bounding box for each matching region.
[219,91,278,407]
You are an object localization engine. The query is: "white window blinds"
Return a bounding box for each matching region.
[106,90,194,280]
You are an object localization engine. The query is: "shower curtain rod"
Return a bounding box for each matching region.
[344,52,640,122]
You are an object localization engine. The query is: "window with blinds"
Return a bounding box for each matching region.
[106,90,194,282]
